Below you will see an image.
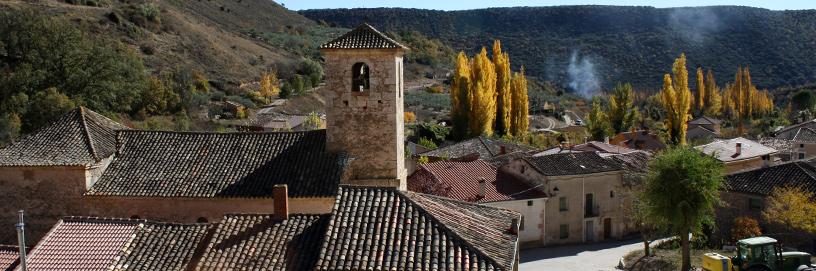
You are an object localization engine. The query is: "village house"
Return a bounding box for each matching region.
[688,116,723,134]
[501,152,637,245]
[407,160,548,248]
[760,120,816,161]
[696,137,778,173]
[0,107,127,244]
[18,186,521,271]
[609,130,666,152]
[718,160,816,250]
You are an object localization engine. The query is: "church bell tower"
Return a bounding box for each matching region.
[320,24,407,189]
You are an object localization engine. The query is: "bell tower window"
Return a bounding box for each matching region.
[352,62,370,92]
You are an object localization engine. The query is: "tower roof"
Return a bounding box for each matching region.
[320,23,407,50]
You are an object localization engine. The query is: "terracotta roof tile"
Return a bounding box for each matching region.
[0,107,128,167]
[24,217,211,271]
[408,160,545,203]
[196,214,328,270]
[0,246,18,271]
[315,186,520,271]
[86,130,348,198]
[524,152,623,176]
[320,23,407,49]
[725,160,816,196]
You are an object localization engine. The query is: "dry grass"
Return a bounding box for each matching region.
[624,248,734,271]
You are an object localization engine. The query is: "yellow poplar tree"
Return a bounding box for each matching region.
[493,40,512,135]
[468,47,498,136]
[704,69,722,117]
[450,52,471,138]
[259,71,281,101]
[762,186,816,234]
[510,67,529,137]
[696,67,705,115]
[659,53,692,146]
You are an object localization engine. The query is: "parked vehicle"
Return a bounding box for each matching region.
[703,237,813,271]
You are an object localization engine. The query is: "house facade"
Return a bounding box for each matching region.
[501,152,636,245]
[407,160,548,248]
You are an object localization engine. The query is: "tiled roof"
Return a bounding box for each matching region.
[422,136,536,160]
[0,107,128,167]
[610,130,667,152]
[791,127,816,142]
[725,161,816,196]
[608,151,652,185]
[759,138,797,154]
[486,151,531,168]
[0,246,18,271]
[695,137,777,162]
[315,186,520,271]
[524,152,623,176]
[774,120,816,140]
[408,160,546,203]
[86,130,348,198]
[533,147,583,157]
[196,214,328,270]
[24,217,211,271]
[320,23,407,50]
[572,141,638,154]
[688,116,723,125]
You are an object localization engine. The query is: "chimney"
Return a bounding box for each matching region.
[16,210,27,271]
[499,145,506,155]
[735,142,742,156]
[273,185,289,220]
[478,178,486,199]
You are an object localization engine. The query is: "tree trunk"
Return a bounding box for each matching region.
[643,239,651,257]
[680,231,691,271]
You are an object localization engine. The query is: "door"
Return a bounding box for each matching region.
[585,221,594,242]
[585,194,594,217]
[603,218,612,239]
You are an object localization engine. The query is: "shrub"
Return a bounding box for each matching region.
[732,216,762,241]
[418,137,438,150]
[404,111,417,123]
[417,123,451,142]
[417,156,430,164]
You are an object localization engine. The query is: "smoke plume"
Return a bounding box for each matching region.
[567,50,600,98]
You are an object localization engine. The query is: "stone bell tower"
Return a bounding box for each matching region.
[320,24,407,189]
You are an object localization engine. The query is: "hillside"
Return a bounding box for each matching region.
[302,6,816,93]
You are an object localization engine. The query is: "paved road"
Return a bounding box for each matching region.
[520,238,645,271]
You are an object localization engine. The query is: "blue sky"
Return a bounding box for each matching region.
[279,0,816,11]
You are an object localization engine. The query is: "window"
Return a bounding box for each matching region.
[527,200,534,206]
[800,153,806,160]
[559,224,569,239]
[351,62,370,92]
[749,198,763,210]
[559,197,568,211]
[800,143,805,148]
[610,190,615,198]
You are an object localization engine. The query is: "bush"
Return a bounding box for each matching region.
[731,217,762,241]
[416,123,451,142]
[417,156,430,164]
[404,111,417,123]
[417,137,438,150]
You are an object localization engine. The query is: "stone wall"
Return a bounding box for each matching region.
[0,166,89,246]
[322,48,406,190]
[82,196,335,223]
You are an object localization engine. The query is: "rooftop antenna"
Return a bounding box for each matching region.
[16,210,27,271]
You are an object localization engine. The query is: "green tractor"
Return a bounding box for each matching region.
[704,237,814,271]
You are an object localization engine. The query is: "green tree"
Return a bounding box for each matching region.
[608,82,639,134]
[586,97,611,141]
[25,88,76,131]
[791,89,816,114]
[0,113,21,146]
[292,75,305,96]
[641,147,724,271]
[279,81,292,99]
